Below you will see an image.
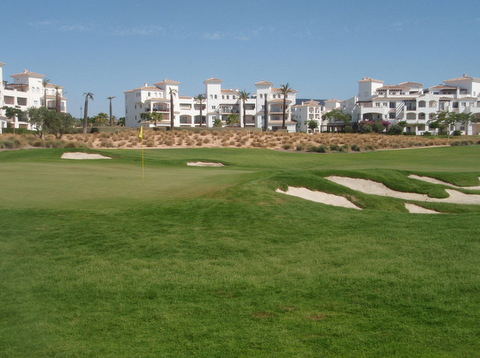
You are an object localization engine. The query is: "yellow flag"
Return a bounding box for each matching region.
[138,126,143,139]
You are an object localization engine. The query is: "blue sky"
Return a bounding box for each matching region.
[2,0,480,118]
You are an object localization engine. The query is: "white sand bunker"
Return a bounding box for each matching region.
[276,187,362,210]
[187,162,224,167]
[409,174,480,191]
[326,176,480,205]
[405,203,440,214]
[61,152,111,160]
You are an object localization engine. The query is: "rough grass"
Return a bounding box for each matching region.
[2,130,478,152]
[1,146,480,357]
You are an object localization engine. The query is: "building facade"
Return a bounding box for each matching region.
[124,78,297,132]
[0,62,67,133]
[292,100,325,132]
[351,75,480,134]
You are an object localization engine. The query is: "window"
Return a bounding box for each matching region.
[389,101,396,108]
[260,94,263,99]
[222,95,225,99]
[461,102,466,107]
[375,103,380,107]
[17,97,27,106]
[226,95,229,99]
[453,102,459,109]
[212,106,215,110]
[148,92,151,96]
[214,95,217,99]
[418,100,426,108]
[210,95,213,99]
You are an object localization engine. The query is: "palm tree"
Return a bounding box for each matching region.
[107,96,116,126]
[280,83,293,129]
[238,90,250,128]
[55,86,61,113]
[42,78,50,108]
[264,94,268,132]
[194,94,205,127]
[169,88,177,130]
[83,92,94,134]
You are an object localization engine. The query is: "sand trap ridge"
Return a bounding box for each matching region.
[409,174,480,191]
[326,176,480,205]
[404,203,439,214]
[276,187,362,210]
[61,152,111,160]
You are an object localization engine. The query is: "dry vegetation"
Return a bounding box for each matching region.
[1,129,479,152]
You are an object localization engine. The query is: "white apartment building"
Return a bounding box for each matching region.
[0,62,67,133]
[124,78,297,132]
[351,75,480,134]
[292,100,325,132]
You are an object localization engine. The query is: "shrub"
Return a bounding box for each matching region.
[315,145,328,153]
[361,124,373,133]
[296,143,305,151]
[330,144,340,151]
[453,130,462,136]
[282,144,291,150]
[387,124,404,135]
[351,144,361,152]
[423,131,432,136]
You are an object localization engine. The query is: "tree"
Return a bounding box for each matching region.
[264,94,268,132]
[42,78,50,108]
[323,109,350,124]
[213,118,222,127]
[169,88,177,130]
[307,119,318,132]
[428,111,476,138]
[117,117,125,126]
[44,111,75,139]
[27,106,75,139]
[194,94,205,127]
[27,107,48,138]
[94,112,109,126]
[107,96,116,126]
[280,83,293,129]
[226,114,239,126]
[2,106,23,134]
[140,111,163,126]
[238,90,250,127]
[55,86,61,113]
[83,92,94,134]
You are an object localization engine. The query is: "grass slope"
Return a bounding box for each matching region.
[1,146,479,357]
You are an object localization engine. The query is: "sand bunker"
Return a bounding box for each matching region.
[187,162,224,167]
[276,187,362,210]
[326,176,480,205]
[61,152,111,160]
[404,203,440,214]
[409,174,480,191]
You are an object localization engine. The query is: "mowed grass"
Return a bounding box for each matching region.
[1,146,480,357]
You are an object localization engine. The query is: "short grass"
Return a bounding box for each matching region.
[1,146,480,357]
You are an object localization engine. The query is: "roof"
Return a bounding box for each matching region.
[271,87,298,94]
[124,86,161,93]
[298,100,321,106]
[203,77,223,84]
[179,95,193,99]
[325,98,343,103]
[10,69,45,78]
[358,77,384,83]
[0,62,5,67]
[221,89,239,94]
[398,81,423,87]
[444,74,480,82]
[153,78,180,86]
[255,79,273,86]
[428,85,458,90]
[377,85,409,90]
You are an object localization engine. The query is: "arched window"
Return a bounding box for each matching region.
[429,100,437,108]
[418,100,426,108]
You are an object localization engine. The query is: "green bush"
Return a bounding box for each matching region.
[351,144,361,152]
[315,145,328,153]
[330,144,340,151]
[423,131,432,136]
[362,124,373,133]
[453,130,462,136]
[296,143,305,151]
[387,124,404,135]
